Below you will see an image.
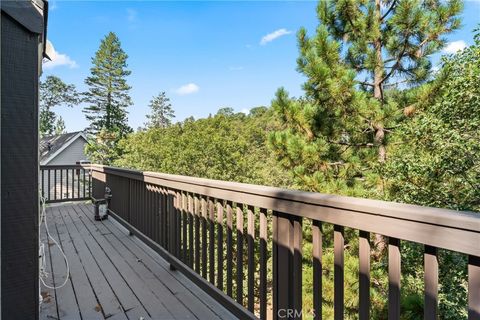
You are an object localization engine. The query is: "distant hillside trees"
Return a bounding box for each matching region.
[145,92,175,129]
[39,75,80,136]
[115,107,290,187]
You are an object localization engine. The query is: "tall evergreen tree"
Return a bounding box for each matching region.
[269,0,462,196]
[54,117,66,135]
[83,32,132,136]
[145,92,175,128]
[39,75,79,136]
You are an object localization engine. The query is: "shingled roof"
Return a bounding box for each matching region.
[39,131,87,164]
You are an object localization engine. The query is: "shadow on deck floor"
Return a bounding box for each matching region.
[40,203,236,320]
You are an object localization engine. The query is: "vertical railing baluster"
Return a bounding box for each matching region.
[71,167,74,199]
[334,225,344,320]
[216,201,224,291]
[188,193,194,268]
[194,195,200,274]
[182,193,188,263]
[77,167,80,199]
[176,191,181,258]
[209,198,215,285]
[201,197,208,279]
[388,237,401,320]
[66,168,69,199]
[313,220,322,320]
[147,185,152,238]
[60,169,63,200]
[293,217,303,319]
[41,168,45,200]
[89,168,92,198]
[236,204,244,306]
[468,255,480,320]
[162,187,167,248]
[259,208,268,320]
[424,245,438,320]
[359,230,370,320]
[226,201,233,297]
[47,169,51,201]
[83,169,86,198]
[247,205,255,312]
[54,169,57,200]
[168,190,177,256]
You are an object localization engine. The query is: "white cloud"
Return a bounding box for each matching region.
[175,83,200,95]
[443,40,467,54]
[260,28,292,45]
[43,42,77,70]
[241,108,250,115]
[127,8,137,22]
[229,66,244,71]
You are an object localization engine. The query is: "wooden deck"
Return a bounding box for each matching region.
[40,203,237,320]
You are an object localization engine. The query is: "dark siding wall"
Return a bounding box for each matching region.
[1,13,40,319]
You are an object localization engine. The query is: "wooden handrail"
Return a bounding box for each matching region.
[88,164,480,320]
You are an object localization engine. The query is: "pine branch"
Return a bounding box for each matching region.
[381,0,397,21]
[356,80,375,87]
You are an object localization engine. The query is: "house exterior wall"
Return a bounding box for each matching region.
[1,12,40,319]
[46,138,88,165]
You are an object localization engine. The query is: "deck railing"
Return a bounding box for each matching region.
[86,164,480,320]
[40,165,91,203]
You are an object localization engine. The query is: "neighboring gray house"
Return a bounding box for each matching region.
[40,131,90,201]
[40,131,89,165]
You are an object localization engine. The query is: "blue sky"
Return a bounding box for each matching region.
[43,1,480,132]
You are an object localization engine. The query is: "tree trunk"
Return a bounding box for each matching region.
[373,0,387,251]
[374,0,386,163]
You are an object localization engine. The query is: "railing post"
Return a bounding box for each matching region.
[469,255,480,320]
[273,211,302,319]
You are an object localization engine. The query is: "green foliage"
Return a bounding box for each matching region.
[54,116,66,135]
[270,0,462,198]
[116,108,291,187]
[145,92,175,129]
[39,75,80,136]
[387,30,480,212]
[83,32,133,136]
[384,29,480,319]
[85,128,123,165]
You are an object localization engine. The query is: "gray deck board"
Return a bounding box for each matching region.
[40,203,238,320]
[71,205,173,319]
[53,207,104,320]
[64,205,151,320]
[40,209,59,320]
[49,207,82,320]
[58,205,128,319]
[76,204,225,320]
[74,205,195,319]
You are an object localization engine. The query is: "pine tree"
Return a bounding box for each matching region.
[54,117,66,135]
[145,92,175,128]
[83,32,132,136]
[39,75,79,136]
[270,0,462,196]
